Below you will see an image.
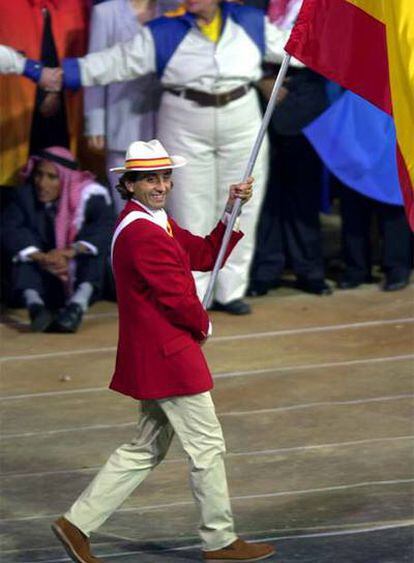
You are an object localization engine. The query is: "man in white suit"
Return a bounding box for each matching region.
[39,0,301,315]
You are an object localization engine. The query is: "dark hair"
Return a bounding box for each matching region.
[116,169,173,200]
[116,171,147,200]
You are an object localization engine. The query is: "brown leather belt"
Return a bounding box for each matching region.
[165,85,250,107]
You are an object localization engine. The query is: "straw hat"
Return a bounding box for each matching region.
[110,140,187,173]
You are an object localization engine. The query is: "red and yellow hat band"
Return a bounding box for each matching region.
[125,157,173,169]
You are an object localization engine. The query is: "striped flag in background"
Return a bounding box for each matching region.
[284,0,414,230]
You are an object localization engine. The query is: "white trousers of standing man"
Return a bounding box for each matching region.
[106,150,126,215]
[64,391,237,551]
[158,89,269,304]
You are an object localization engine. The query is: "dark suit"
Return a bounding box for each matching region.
[2,184,114,307]
[339,185,413,282]
[251,67,328,283]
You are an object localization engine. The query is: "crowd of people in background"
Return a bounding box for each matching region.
[0,0,412,334]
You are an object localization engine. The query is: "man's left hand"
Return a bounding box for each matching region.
[225,176,254,212]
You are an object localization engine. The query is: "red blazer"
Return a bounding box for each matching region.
[110,201,243,400]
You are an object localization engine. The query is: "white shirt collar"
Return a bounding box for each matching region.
[131,199,169,231]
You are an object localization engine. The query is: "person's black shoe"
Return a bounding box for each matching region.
[28,304,54,333]
[54,303,84,333]
[337,273,372,289]
[337,279,359,289]
[211,299,252,315]
[247,280,277,297]
[296,277,333,295]
[383,271,410,292]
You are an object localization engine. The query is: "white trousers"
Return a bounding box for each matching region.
[158,89,269,304]
[106,150,127,215]
[65,392,237,551]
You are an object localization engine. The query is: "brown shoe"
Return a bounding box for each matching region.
[203,538,276,561]
[51,516,103,562]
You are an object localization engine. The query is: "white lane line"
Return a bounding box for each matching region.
[228,435,414,458]
[0,345,117,363]
[2,394,413,440]
[221,393,414,417]
[1,353,413,400]
[215,354,414,380]
[3,478,413,523]
[7,520,414,562]
[255,520,414,542]
[2,310,119,325]
[1,317,413,363]
[2,435,413,480]
[212,317,414,342]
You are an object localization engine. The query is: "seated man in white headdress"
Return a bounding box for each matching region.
[2,146,114,333]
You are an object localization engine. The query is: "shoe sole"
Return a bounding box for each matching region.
[212,305,252,315]
[204,548,276,562]
[51,522,91,563]
[54,324,80,333]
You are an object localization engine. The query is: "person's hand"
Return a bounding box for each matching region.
[30,251,51,267]
[29,250,69,281]
[225,176,254,212]
[47,264,69,281]
[45,249,67,260]
[42,250,70,279]
[257,76,289,104]
[44,262,69,282]
[45,249,72,265]
[86,135,106,152]
[39,92,61,117]
[60,247,77,259]
[39,67,63,92]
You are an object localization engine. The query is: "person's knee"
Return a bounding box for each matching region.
[186,432,226,470]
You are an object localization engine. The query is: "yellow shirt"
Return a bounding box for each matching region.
[198,9,222,43]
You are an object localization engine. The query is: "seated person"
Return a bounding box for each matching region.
[2,147,114,333]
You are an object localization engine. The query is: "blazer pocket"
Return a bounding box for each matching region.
[162,334,193,357]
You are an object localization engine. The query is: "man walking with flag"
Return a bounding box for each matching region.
[51,139,276,563]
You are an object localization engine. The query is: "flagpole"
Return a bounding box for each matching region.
[202,52,292,309]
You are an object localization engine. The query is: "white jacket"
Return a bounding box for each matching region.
[65,3,298,94]
[84,0,164,150]
[0,45,25,75]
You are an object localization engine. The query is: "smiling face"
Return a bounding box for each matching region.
[33,160,61,203]
[125,169,173,210]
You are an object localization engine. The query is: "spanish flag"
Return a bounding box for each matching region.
[285,0,414,231]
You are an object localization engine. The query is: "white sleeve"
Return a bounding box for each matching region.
[264,17,303,67]
[79,27,157,87]
[221,211,241,232]
[0,45,25,75]
[14,246,41,263]
[75,241,99,255]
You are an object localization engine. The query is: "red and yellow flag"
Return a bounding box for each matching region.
[285,0,414,231]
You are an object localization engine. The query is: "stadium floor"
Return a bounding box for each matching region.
[1,282,413,562]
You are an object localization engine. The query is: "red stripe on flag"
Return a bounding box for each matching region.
[285,0,392,114]
[396,147,414,231]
